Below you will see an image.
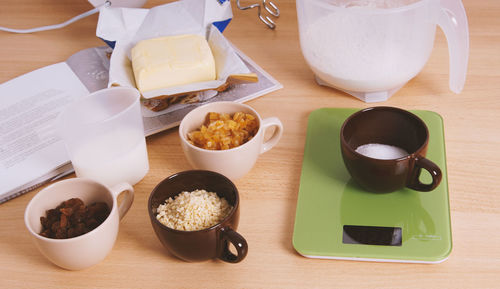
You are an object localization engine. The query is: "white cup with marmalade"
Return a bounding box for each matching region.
[179,101,283,180]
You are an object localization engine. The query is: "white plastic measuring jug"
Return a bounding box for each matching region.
[296,0,469,102]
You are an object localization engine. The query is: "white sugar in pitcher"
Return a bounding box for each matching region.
[296,0,469,102]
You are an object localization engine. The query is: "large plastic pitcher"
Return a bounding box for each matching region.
[296,0,469,102]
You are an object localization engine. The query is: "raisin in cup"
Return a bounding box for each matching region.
[179,101,283,180]
[24,178,134,270]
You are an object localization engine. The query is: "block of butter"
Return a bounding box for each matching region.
[131,34,217,92]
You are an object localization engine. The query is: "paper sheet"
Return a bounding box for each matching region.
[96,0,249,99]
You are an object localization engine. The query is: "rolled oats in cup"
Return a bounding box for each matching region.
[156,189,233,231]
[148,170,248,263]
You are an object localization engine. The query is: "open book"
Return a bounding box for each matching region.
[0,46,281,204]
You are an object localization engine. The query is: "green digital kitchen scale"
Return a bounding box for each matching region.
[292,108,452,263]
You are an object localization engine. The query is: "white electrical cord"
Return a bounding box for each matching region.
[0,1,110,34]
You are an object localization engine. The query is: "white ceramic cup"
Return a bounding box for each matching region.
[24,178,134,270]
[179,101,283,180]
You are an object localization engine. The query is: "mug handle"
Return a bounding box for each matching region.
[109,182,135,220]
[260,117,283,154]
[219,228,248,263]
[407,157,442,192]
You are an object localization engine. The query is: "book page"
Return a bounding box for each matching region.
[0,63,89,202]
[0,45,281,203]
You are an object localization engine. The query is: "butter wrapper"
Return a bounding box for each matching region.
[96,0,255,100]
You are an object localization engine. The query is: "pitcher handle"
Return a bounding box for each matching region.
[437,0,469,93]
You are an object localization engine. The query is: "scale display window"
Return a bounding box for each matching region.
[342,225,402,246]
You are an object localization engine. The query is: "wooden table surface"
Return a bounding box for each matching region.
[1,0,499,288]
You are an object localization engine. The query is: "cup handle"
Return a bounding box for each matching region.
[219,228,248,263]
[407,157,442,192]
[109,182,135,220]
[260,117,283,154]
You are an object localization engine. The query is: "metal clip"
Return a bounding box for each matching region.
[236,0,280,29]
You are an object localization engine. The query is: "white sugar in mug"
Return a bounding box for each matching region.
[24,178,134,270]
[179,101,283,180]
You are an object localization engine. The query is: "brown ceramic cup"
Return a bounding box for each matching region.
[148,170,248,263]
[340,106,442,193]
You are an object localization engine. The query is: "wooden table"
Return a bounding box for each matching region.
[1,0,499,287]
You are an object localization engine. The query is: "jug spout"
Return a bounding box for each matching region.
[437,0,469,93]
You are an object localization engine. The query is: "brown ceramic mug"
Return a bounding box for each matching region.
[340,106,442,193]
[148,170,248,263]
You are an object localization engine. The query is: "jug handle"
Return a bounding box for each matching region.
[437,0,469,93]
